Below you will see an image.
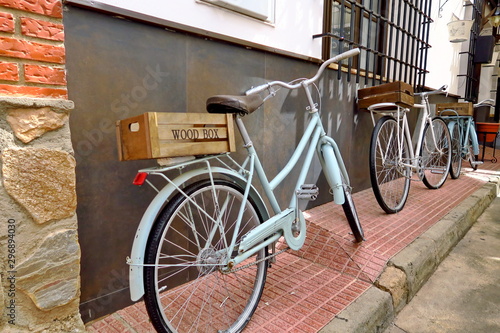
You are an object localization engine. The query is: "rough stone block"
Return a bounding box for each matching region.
[2,147,76,223]
[375,266,408,313]
[16,229,80,310]
[388,237,437,302]
[6,106,68,143]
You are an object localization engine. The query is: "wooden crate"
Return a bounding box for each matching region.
[116,112,236,161]
[358,81,414,109]
[436,102,473,116]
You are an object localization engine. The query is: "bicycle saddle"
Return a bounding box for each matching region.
[206,94,264,115]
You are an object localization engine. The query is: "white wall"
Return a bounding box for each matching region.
[73,0,324,60]
[427,0,498,103]
[426,0,469,94]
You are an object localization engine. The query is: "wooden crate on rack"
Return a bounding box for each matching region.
[116,112,236,161]
[436,102,473,116]
[357,81,414,109]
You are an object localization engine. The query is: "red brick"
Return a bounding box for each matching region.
[0,83,67,98]
[0,36,65,64]
[0,61,18,81]
[24,64,66,85]
[21,17,64,41]
[0,0,62,18]
[0,11,14,32]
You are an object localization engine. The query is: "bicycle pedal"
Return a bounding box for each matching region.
[471,161,483,166]
[296,184,319,201]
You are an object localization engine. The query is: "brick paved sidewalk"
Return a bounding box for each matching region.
[87,146,500,333]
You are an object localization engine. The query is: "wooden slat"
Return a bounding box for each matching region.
[358,92,414,109]
[436,103,473,116]
[358,81,413,99]
[157,141,230,158]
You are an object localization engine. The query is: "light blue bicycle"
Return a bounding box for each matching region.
[126,48,363,333]
[439,101,487,178]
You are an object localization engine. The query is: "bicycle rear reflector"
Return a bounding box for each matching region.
[133,172,148,186]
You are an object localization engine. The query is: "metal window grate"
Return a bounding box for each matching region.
[461,0,485,102]
[315,0,433,90]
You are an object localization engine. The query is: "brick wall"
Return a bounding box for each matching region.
[0,0,67,99]
[0,1,84,331]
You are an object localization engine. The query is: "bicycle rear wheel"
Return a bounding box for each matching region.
[421,117,451,189]
[448,121,462,179]
[369,116,411,214]
[143,179,268,333]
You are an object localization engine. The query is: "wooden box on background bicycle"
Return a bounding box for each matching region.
[436,102,473,116]
[357,81,414,109]
[116,112,236,161]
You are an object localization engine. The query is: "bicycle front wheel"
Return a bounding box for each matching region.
[448,121,462,179]
[369,116,411,214]
[466,125,479,170]
[143,179,268,333]
[421,117,452,189]
[342,181,365,242]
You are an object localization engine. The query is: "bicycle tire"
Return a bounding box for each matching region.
[143,179,268,333]
[341,176,365,242]
[467,125,479,170]
[421,117,451,189]
[449,121,462,179]
[369,116,411,214]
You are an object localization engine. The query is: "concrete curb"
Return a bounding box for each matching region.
[320,178,499,333]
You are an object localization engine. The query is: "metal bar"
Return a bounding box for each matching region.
[348,0,356,82]
[365,0,374,85]
[338,0,346,80]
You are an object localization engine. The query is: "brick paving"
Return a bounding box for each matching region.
[87,146,500,332]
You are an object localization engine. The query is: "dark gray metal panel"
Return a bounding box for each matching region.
[64,5,373,323]
[65,6,188,322]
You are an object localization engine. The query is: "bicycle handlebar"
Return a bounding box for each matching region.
[245,48,361,96]
[414,84,448,97]
[474,99,495,107]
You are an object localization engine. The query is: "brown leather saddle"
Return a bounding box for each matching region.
[206,94,264,115]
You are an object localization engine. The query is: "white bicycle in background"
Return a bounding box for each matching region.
[368,86,452,214]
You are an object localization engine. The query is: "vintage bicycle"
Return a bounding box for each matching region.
[438,103,484,178]
[124,48,363,333]
[367,86,452,214]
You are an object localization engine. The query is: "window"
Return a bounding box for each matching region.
[317,0,432,89]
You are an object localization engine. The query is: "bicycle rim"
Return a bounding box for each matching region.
[369,116,411,214]
[143,179,268,333]
[421,117,451,189]
[449,122,462,179]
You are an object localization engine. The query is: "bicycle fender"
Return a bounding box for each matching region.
[128,167,268,302]
[469,124,480,156]
[318,144,345,205]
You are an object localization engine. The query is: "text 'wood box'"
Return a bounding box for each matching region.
[116,112,236,161]
[358,81,414,109]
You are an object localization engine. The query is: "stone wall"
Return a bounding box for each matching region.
[0,0,84,332]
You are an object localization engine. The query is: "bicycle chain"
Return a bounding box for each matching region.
[222,246,290,274]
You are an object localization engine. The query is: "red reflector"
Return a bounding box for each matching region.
[133,172,148,186]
